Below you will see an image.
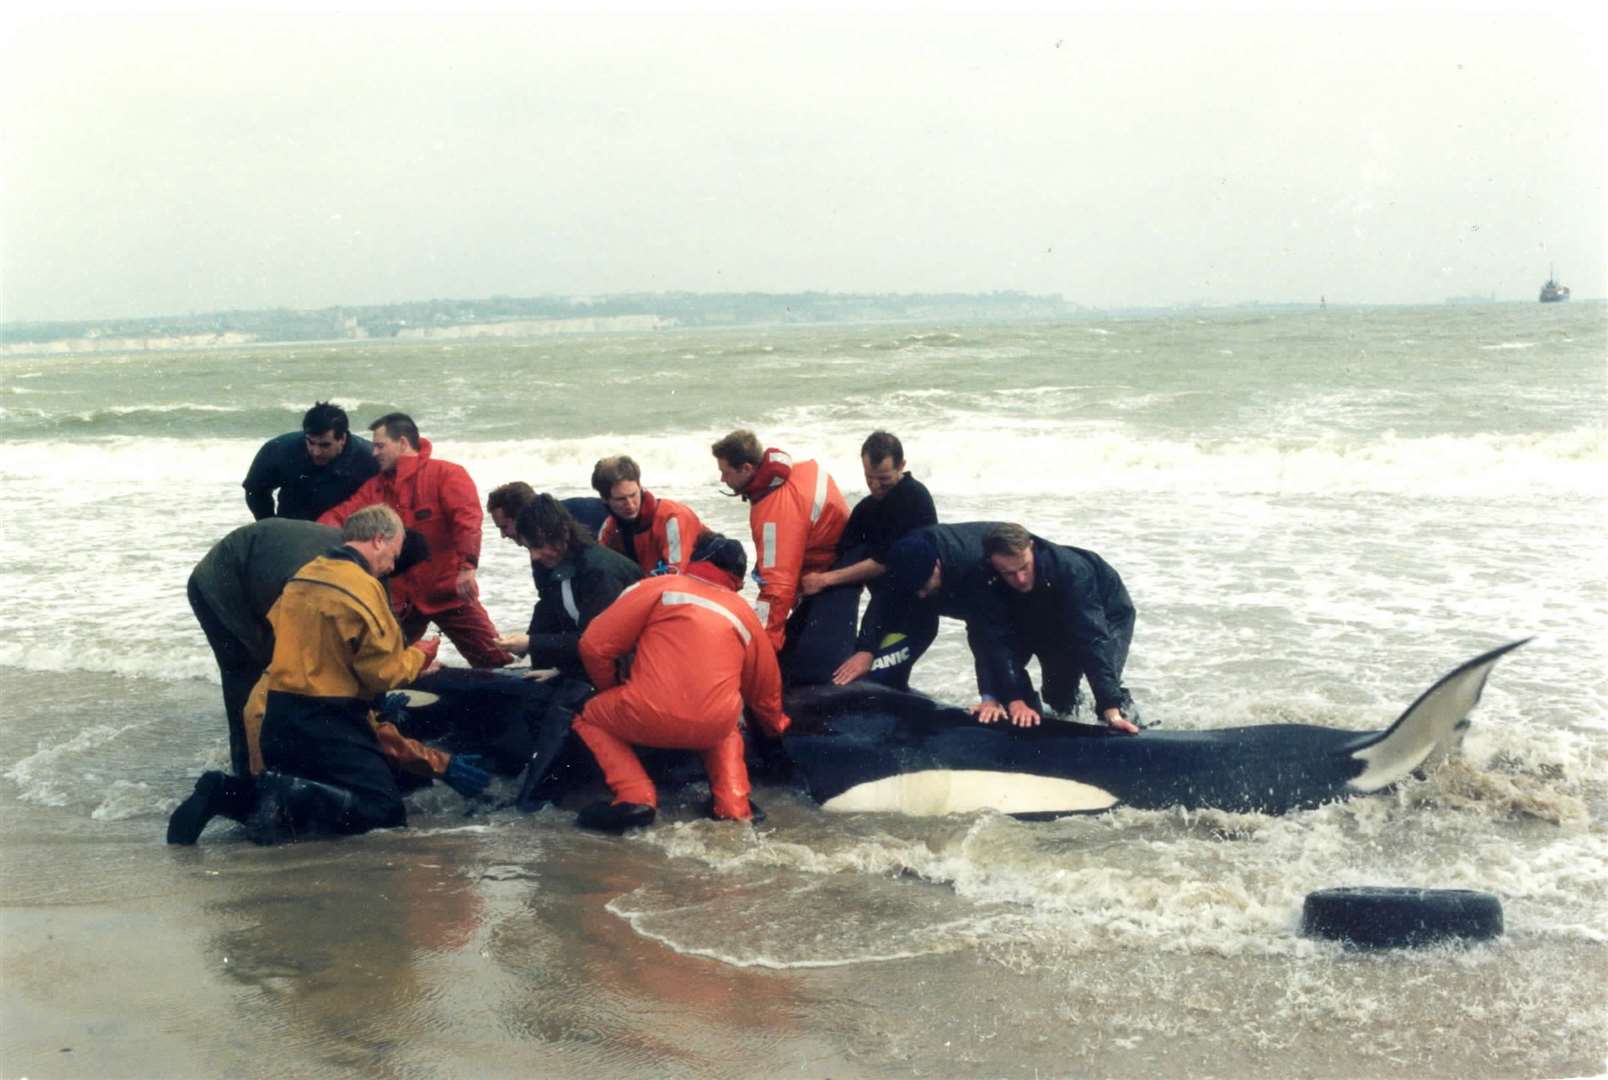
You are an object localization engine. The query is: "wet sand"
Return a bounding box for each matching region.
[4,812,1605,1078]
[3,670,1605,1079]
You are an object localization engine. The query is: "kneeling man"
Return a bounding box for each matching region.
[570,534,790,831]
[253,504,444,840]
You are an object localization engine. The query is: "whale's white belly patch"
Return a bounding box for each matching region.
[821,769,1119,816]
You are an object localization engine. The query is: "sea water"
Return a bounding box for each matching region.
[1,303,1604,1077]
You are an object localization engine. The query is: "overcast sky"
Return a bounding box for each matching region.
[2,10,1602,322]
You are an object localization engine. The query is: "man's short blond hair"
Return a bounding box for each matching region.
[340,504,404,543]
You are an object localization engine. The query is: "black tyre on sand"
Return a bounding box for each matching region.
[1302,886,1504,949]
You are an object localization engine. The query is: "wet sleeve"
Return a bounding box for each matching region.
[837,497,872,557]
[578,581,655,690]
[738,608,790,737]
[1062,573,1124,711]
[658,502,703,572]
[347,600,429,696]
[576,563,641,633]
[962,586,1026,701]
[242,440,281,520]
[371,718,452,778]
[752,499,805,651]
[526,587,581,671]
[597,517,621,556]
[908,482,939,531]
[317,476,379,527]
[439,464,483,568]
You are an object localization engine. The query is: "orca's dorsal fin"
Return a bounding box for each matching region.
[1347,638,1530,793]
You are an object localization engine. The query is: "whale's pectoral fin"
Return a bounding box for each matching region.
[1347,638,1530,794]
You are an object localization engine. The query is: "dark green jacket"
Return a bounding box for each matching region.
[189,519,341,663]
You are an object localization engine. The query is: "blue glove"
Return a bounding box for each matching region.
[442,754,491,798]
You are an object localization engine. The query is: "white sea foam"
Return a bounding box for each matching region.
[15,421,1585,502]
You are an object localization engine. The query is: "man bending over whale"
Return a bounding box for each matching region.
[712,429,853,686]
[167,510,492,843]
[238,505,446,841]
[977,523,1140,733]
[569,533,789,831]
[854,521,1009,693]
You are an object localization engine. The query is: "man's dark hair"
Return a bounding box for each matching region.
[861,430,904,467]
[591,455,642,499]
[516,493,594,558]
[710,429,763,468]
[368,412,421,449]
[302,401,350,439]
[487,481,536,518]
[981,522,1034,559]
[690,530,747,581]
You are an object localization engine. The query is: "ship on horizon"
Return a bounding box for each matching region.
[1539,265,1571,303]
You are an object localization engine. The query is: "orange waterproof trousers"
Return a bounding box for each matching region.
[573,686,752,820]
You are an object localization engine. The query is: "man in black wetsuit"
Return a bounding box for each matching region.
[241,401,378,521]
[799,431,938,686]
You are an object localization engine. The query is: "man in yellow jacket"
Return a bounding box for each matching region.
[248,504,446,842]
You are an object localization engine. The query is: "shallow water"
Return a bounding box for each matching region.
[2,303,1605,1077]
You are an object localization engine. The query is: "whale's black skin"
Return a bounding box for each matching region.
[403,640,1527,819]
[781,640,1529,817]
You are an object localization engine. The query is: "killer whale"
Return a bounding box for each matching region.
[780,639,1529,816]
[402,639,1527,818]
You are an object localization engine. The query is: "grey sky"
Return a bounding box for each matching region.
[2,11,1602,322]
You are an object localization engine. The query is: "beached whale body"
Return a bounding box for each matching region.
[781,640,1528,817]
[406,640,1525,819]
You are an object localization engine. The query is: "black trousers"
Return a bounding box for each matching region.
[258,692,406,835]
[1014,606,1135,716]
[187,576,262,778]
[777,582,862,687]
[863,601,941,692]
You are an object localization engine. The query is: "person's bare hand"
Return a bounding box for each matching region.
[971,700,1007,725]
[832,651,874,685]
[1103,708,1139,734]
[1007,700,1042,728]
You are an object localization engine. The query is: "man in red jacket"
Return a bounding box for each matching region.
[711,429,854,686]
[320,413,513,668]
[570,533,789,831]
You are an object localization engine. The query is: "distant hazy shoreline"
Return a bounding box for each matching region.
[4,291,1563,359]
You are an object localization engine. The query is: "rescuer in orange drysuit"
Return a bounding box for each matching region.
[710,429,856,686]
[591,454,704,576]
[569,533,790,832]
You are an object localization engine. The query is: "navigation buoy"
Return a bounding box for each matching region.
[1302,886,1504,949]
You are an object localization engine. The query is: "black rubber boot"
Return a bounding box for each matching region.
[167,771,227,845]
[575,801,656,834]
[246,771,358,845]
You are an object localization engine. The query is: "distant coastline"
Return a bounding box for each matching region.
[1,291,1075,357]
[0,290,1391,358]
[10,291,1579,359]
